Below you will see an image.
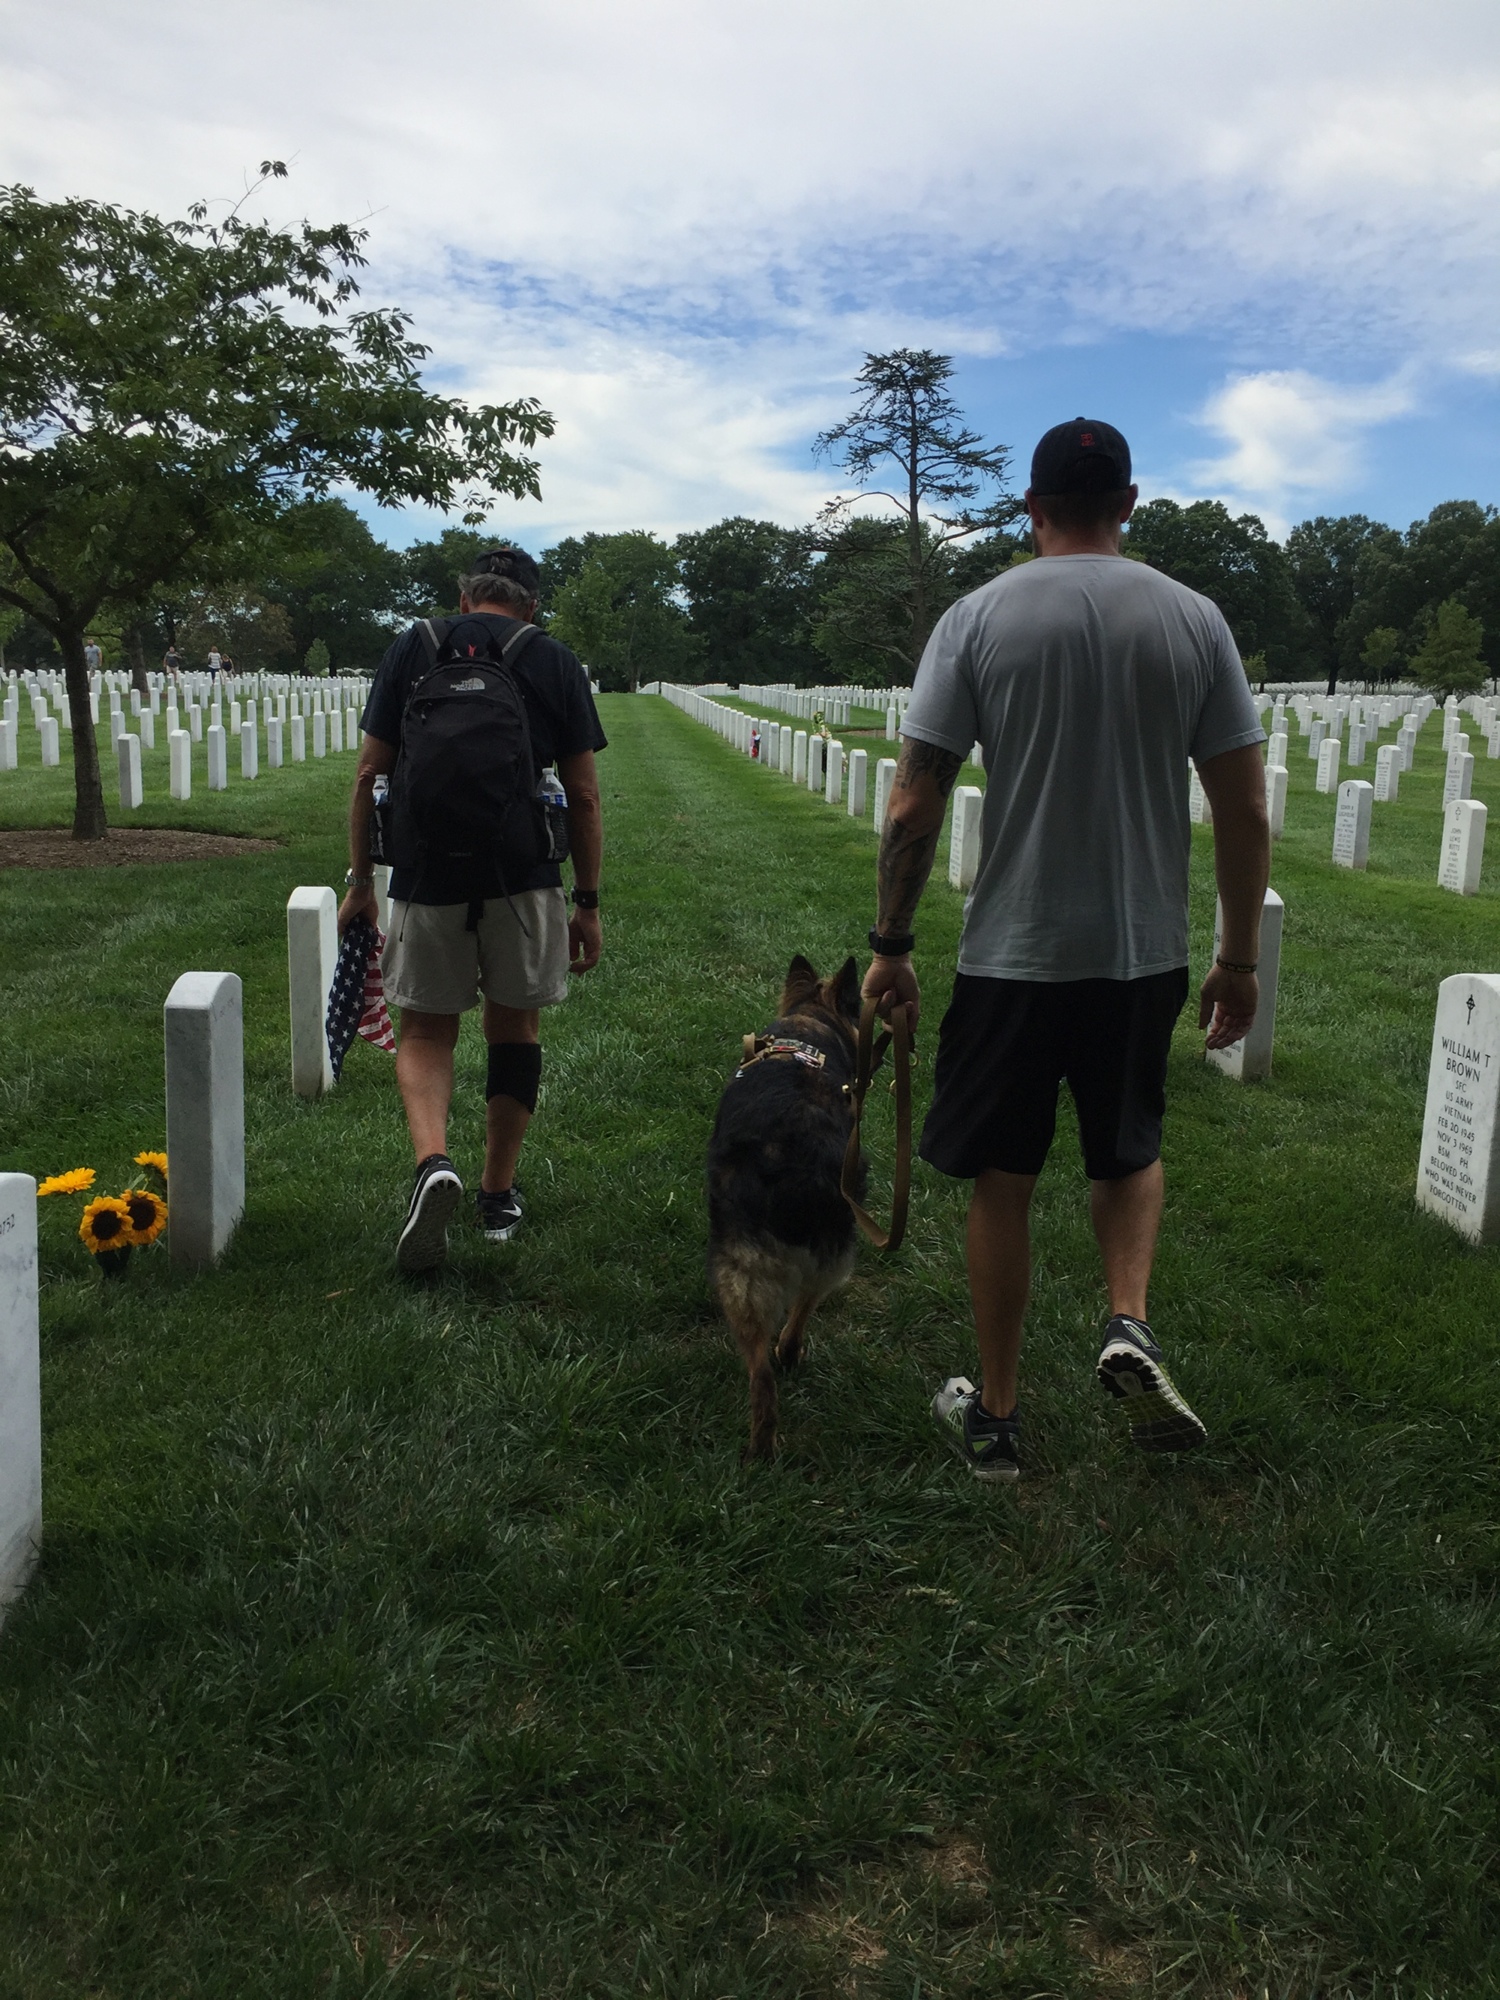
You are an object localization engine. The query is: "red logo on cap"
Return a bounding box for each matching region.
[1080,431,1095,445]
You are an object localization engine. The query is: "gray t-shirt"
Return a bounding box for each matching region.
[903,554,1265,983]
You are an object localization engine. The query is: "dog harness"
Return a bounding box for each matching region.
[734,1034,828,1079]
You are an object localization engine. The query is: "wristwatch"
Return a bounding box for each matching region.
[571,888,600,910]
[869,928,915,957]
[345,870,374,887]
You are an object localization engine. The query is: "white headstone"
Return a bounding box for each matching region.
[1265,763,1288,839]
[825,742,844,806]
[118,732,143,810]
[1332,778,1373,869]
[312,711,327,759]
[807,735,825,795]
[290,714,306,762]
[792,729,808,784]
[1308,719,1327,759]
[164,972,244,1269]
[39,716,59,768]
[1347,722,1366,766]
[169,728,191,800]
[1416,974,1500,1244]
[948,785,983,891]
[873,756,897,827]
[0,1174,42,1624]
[139,707,155,751]
[1373,743,1399,802]
[846,747,868,818]
[1396,726,1415,771]
[1315,737,1341,794]
[1206,887,1284,1082]
[206,723,227,791]
[885,706,898,741]
[1188,765,1212,824]
[265,716,283,768]
[329,708,345,754]
[1268,730,1288,768]
[0,718,14,773]
[1443,750,1474,806]
[287,887,337,1098]
[239,719,258,780]
[1438,799,1487,896]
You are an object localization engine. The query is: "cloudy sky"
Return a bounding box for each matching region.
[3,0,1498,548]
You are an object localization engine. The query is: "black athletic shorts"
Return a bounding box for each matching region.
[919,967,1190,1182]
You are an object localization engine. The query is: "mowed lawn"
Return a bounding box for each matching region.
[0,693,1497,1999]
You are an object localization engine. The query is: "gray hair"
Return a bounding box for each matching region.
[460,570,536,612]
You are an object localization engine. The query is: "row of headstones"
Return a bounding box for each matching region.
[662,686,986,892]
[1186,705,1490,896]
[645,681,919,731]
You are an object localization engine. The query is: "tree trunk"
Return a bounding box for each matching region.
[60,626,108,840]
[1325,666,1339,698]
[127,624,150,696]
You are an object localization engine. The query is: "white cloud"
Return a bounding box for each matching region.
[1179,369,1417,531]
[2,0,1497,532]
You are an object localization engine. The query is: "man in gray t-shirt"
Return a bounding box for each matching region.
[861,418,1271,1484]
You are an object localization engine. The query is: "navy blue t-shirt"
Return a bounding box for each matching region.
[362,613,607,904]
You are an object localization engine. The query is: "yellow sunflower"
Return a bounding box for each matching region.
[79,1195,132,1254]
[122,1189,168,1247]
[38,1168,96,1198]
[134,1151,169,1181]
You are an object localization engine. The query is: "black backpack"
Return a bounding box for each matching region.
[385,616,559,896]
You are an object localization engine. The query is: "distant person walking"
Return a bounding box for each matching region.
[207,647,222,681]
[862,418,1270,1483]
[163,645,182,682]
[339,547,607,1274]
[83,640,102,674]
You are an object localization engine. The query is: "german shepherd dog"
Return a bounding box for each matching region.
[707,954,868,1460]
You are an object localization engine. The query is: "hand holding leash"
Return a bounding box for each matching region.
[861,952,921,1030]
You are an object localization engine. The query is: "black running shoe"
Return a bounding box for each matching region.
[396,1153,462,1274]
[476,1185,523,1243]
[1095,1316,1207,1452]
[931,1376,1020,1484]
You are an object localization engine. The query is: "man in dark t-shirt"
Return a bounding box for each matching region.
[338,546,607,1273]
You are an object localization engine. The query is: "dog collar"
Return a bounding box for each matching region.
[735,1034,828,1078]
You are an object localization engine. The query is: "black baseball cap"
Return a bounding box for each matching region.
[1030,418,1132,496]
[470,545,541,594]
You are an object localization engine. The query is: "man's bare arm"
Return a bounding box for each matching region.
[557,748,603,973]
[876,737,965,933]
[1195,742,1271,1050]
[863,735,966,1027]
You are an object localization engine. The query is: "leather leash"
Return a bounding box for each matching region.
[841,996,913,1253]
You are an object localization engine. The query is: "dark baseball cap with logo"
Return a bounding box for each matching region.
[470,545,541,595]
[1029,418,1132,495]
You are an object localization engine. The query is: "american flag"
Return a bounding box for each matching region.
[326,913,397,1081]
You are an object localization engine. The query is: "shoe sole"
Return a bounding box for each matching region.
[479,1218,522,1244]
[397,1170,462,1274]
[1096,1343,1207,1452]
[932,1380,1020,1484]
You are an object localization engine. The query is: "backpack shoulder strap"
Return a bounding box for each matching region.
[497,621,541,666]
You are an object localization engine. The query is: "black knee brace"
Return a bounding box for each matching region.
[487,1040,542,1112]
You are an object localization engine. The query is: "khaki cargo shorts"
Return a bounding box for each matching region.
[382,889,570,1014]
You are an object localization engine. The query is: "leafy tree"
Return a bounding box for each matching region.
[0,170,551,838]
[1124,499,1307,676]
[1410,599,1486,702]
[399,527,500,619]
[174,589,294,675]
[1341,501,1500,686]
[302,638,331,676]
[809,518,1026,685]
[1284,514,1389,695]
[547,532,698,692]
[1360,626,1401,686]
[0,603,21,670]
[814,350,1019,675]
[256,498,405,669]
[674,517,820,683]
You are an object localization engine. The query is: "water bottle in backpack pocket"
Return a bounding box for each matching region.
[536,767,570,864]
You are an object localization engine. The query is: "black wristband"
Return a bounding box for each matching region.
[571,888,600,910]
[869,927,915,957]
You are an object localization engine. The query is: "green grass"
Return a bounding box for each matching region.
[0,699,1497,1998]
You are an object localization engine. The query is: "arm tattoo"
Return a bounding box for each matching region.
[877,740,965,934]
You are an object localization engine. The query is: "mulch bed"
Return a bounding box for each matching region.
[0,828,281,869]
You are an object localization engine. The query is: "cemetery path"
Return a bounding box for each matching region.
[0,695,1498,1998]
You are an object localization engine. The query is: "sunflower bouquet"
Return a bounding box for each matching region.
[38,1152,169,1277]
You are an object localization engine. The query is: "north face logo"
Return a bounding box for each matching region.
[448,675,486,692]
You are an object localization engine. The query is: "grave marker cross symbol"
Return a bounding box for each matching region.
[1468,993,1476,1026]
